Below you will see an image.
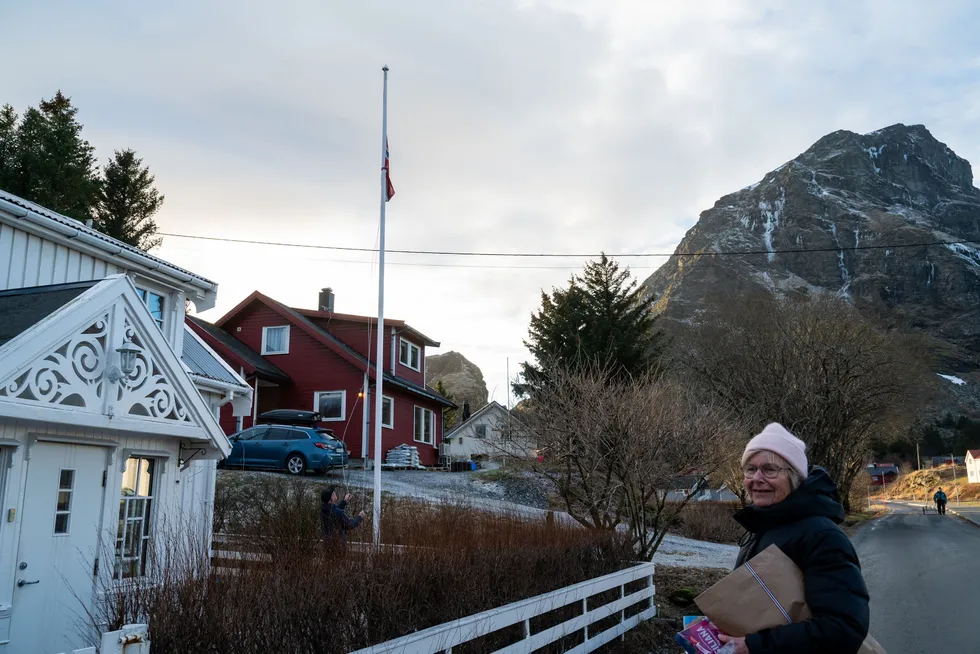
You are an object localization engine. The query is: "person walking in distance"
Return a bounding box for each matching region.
[934,487,948,515]
[321,485,366,552]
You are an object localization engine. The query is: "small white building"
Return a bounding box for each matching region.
[0,190,251,653]
[967,450,980,484]
[441,402,535,461]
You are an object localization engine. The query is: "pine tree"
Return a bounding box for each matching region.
[514,255,668,398]
[434,380,460,430]
[16,91,101,220]
[93,149,164,251]
[0,104,19,191]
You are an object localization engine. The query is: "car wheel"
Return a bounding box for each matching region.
[285,454,307,475]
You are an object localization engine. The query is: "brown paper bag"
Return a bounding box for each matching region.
[694,544,886,654]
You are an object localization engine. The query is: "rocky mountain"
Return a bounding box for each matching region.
[644,124,980,376]
[425,351,489,411]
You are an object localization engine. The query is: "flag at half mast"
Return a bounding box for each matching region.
[384,138,395,201]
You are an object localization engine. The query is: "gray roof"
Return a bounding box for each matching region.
[181,328,247,386]
[0,281,99,347]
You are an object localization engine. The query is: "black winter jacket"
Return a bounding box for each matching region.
[734,468,870,654]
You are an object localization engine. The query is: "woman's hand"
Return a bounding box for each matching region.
[718,633,749,654]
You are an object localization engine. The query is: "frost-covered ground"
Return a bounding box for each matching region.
[653,534,738,570]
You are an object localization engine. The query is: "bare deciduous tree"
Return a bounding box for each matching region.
[677,293,934,511]
[525,365,739,559]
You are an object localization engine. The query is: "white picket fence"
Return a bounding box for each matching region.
[350,561,657,654]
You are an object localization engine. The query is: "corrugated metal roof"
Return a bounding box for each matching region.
[182,328,245,386]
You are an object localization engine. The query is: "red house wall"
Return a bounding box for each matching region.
[220,302,443,465]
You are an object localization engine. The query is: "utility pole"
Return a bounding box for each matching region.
[951,452,960,504]
[916,441,921,471]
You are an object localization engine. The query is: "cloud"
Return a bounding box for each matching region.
[3,0,980,395]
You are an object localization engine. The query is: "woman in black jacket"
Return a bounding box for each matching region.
[718,423,870,654]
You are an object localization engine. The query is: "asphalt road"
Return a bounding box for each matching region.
[852,502,980,653]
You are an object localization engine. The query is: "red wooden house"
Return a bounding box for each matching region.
[188,288,453,466]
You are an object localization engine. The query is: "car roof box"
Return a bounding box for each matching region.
[258,409,321,426]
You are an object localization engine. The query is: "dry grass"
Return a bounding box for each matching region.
[880,466,980,503]
[99,475,638,653]
[669,502,744,545]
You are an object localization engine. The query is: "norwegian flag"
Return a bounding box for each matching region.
[384,138,395,201]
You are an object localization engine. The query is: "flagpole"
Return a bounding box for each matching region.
[372,65,389,547]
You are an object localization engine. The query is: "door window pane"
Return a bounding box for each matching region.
[115,457,155,579]
[54,469,75,534]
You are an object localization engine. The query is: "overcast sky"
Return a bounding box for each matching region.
[4,1,980,402]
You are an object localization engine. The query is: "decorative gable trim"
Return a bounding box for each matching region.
[0,275,232,456]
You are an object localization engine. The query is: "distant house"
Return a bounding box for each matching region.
[967,450,980,484]
[665,475,739,503]
[867,463,900,486]
[189,288,454,467]
[441,401,535,461]
[931,455,965,468]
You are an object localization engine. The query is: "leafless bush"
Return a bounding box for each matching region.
[670,502,744,545]
[525,365,740,560]
[677,293,934,511]
[97,490,636,654]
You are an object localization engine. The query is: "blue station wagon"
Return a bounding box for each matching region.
[222,424,349,475]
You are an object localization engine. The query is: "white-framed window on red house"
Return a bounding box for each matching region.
[414,406,435,445]
[382,396,394,429]
[399,338,421,372]
[314,391,346,422]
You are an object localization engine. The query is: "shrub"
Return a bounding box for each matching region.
[670,501,744,545]
[101,480,636,653]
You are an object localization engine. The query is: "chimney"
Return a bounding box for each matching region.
[318,288,335,313]
[462,402,471,422]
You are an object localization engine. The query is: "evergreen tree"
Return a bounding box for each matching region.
[434,380,460,430]
[0,104,19,191]
[93,149,164,250]
[15,91,101,220]
[515,255,668,398]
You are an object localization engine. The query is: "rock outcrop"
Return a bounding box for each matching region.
[426,351,489,411]
[644,124,980,375]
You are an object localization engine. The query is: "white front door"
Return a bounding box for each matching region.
[9,442,107,654]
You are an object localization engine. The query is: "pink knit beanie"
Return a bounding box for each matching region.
[741,423,808,479]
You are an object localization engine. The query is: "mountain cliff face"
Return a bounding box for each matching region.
[644,124,980,373]
[425,351,489,411]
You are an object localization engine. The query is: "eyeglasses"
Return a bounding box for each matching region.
[743,464,792,480]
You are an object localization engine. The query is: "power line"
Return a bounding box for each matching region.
[159,231,980,259]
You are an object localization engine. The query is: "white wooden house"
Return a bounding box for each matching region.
[441,402,535,461]
[0,190,251,653]
[967,450,980,485]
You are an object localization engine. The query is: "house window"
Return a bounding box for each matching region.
[116,457,156,579]
[414,406,435,445]
[136,288,165,329]
[382,396,394,429]
[315,391,346,421]
[54,469,75,535]
[399,338,421,372]
[474,424,488,439]
[262,326,290,355]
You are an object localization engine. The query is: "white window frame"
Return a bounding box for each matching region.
[382,396,394,429]
[115,456,157,580]
[261,325,290,355]
[135,287,167,331]
[414,406,435,445]
[474,424,488,439]
[314,391,346,422]
[54,468,76,536]
[399,338,421,372]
